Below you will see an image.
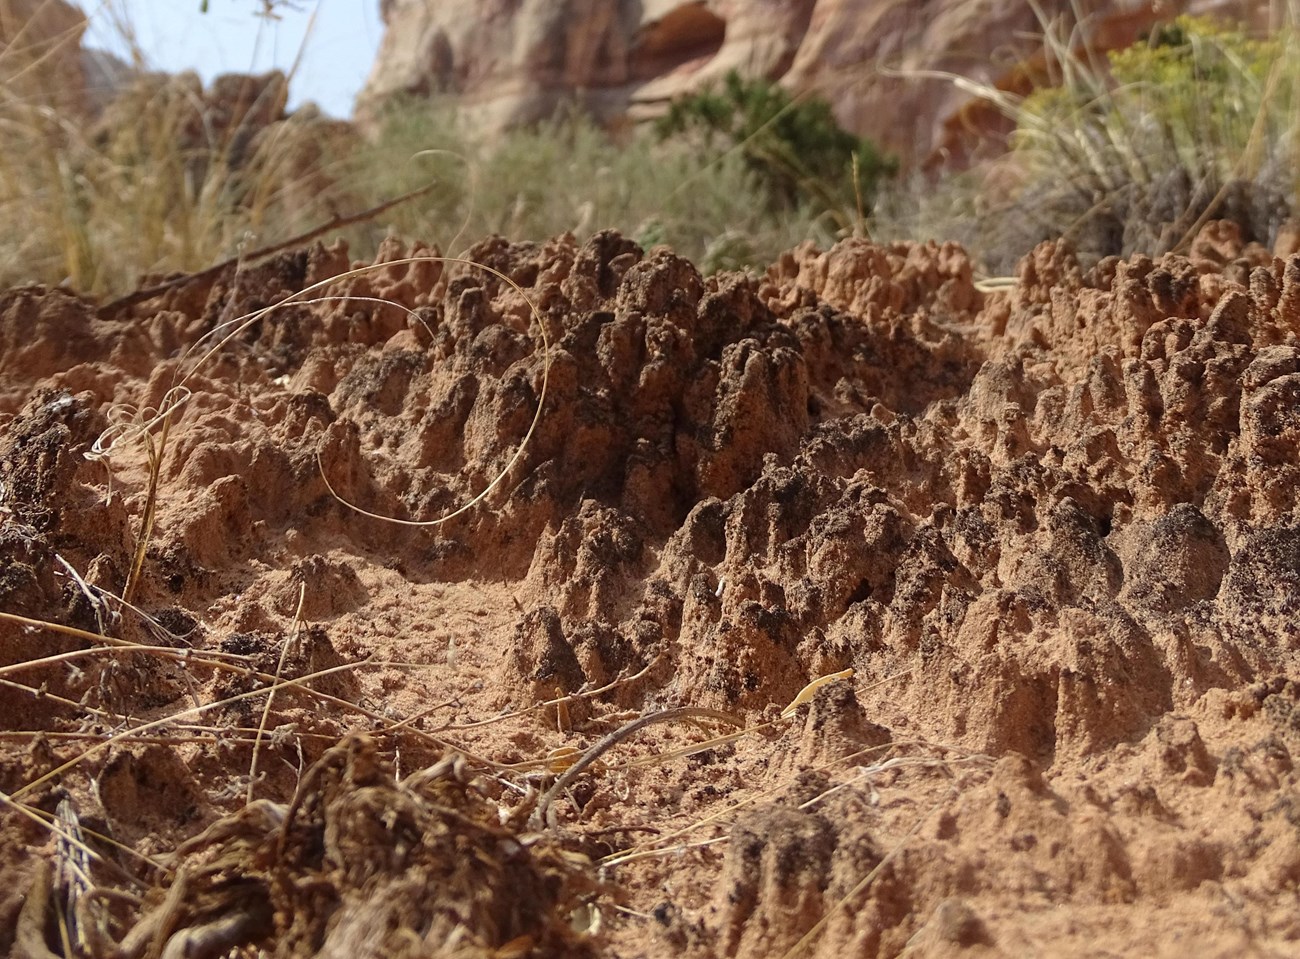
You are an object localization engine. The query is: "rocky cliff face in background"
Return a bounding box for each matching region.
[360,0,1272,169]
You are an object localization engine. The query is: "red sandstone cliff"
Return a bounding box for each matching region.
[359,0,1274,168]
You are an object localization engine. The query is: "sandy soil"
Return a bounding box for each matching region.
[1,224,1298,958]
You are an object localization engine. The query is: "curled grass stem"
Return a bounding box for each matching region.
[531,707,745,830]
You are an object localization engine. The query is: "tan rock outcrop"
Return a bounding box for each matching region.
[360,0,1273,168]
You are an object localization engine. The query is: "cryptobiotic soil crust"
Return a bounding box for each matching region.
[0,224,1298,957]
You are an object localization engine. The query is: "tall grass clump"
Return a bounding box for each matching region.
[352,95,837,274]
[0,2,383,296]
[884,14,1300,275]
[0,55,360,295]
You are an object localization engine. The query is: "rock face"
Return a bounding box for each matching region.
[360,0,1272,167]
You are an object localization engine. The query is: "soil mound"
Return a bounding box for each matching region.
[1,223,1297,956]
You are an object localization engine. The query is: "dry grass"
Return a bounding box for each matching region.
[0,11,843,299]
[877,10,1300,274]
[0,53,349,294]
[345,99,840,275]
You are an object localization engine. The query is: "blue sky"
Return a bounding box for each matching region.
[82,1,383,119]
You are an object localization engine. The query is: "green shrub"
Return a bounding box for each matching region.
[654,70,897,225]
